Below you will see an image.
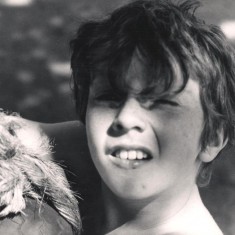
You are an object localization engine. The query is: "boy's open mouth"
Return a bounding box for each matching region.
[107,147,153,169]
[111,149,152,160]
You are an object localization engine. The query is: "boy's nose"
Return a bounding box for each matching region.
[110,97,146,134]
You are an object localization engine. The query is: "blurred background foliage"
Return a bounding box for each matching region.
[0,0,234,234]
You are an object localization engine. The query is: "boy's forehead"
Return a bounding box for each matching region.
[124,52,152,92]
[91,55,146,90]
[90,76,111,92]
[90,51,187,95]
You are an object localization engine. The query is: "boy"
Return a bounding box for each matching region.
[70,0,235,234]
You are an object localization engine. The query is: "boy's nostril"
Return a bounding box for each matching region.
[113,122,123,131]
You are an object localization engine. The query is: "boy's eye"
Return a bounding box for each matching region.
[141,98,179,109]
[94,92,124,108]
[154,99,179,106]
[95,93,122,102]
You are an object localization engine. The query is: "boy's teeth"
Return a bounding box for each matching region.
[129,150,136,159]
[120,150,128,159]
[114,150,148,160]
[137,150,147,159]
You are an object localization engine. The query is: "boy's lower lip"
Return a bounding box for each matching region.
[108,154,151,169]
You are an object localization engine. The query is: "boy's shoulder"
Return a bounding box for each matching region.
[177,214,223,235]
[159,197,223,235]
[150,186,223,235]
[186,199,223,235]
[159,216,223,235]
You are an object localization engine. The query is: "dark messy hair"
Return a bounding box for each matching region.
[70,0,235,185]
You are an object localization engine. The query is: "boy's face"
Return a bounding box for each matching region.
[86,55,204,200]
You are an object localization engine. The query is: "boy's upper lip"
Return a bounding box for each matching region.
[106,144,153,158]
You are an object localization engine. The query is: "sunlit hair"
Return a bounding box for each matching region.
[70,0,235,185]
[0,111,81,233]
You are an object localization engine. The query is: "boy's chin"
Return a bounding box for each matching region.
[103,181,160,201]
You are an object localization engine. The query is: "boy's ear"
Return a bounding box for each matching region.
[199,130,228,163]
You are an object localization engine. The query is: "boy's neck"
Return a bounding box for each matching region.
[101,183,202,234]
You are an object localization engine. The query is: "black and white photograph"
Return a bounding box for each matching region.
[0,0,235,234]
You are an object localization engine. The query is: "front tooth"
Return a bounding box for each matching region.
[137,150,144,159]
[128,150,137,160]
[120,150,128,159]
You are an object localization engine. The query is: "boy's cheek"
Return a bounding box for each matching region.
[86,105,115,127]
[86,107,109,141]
